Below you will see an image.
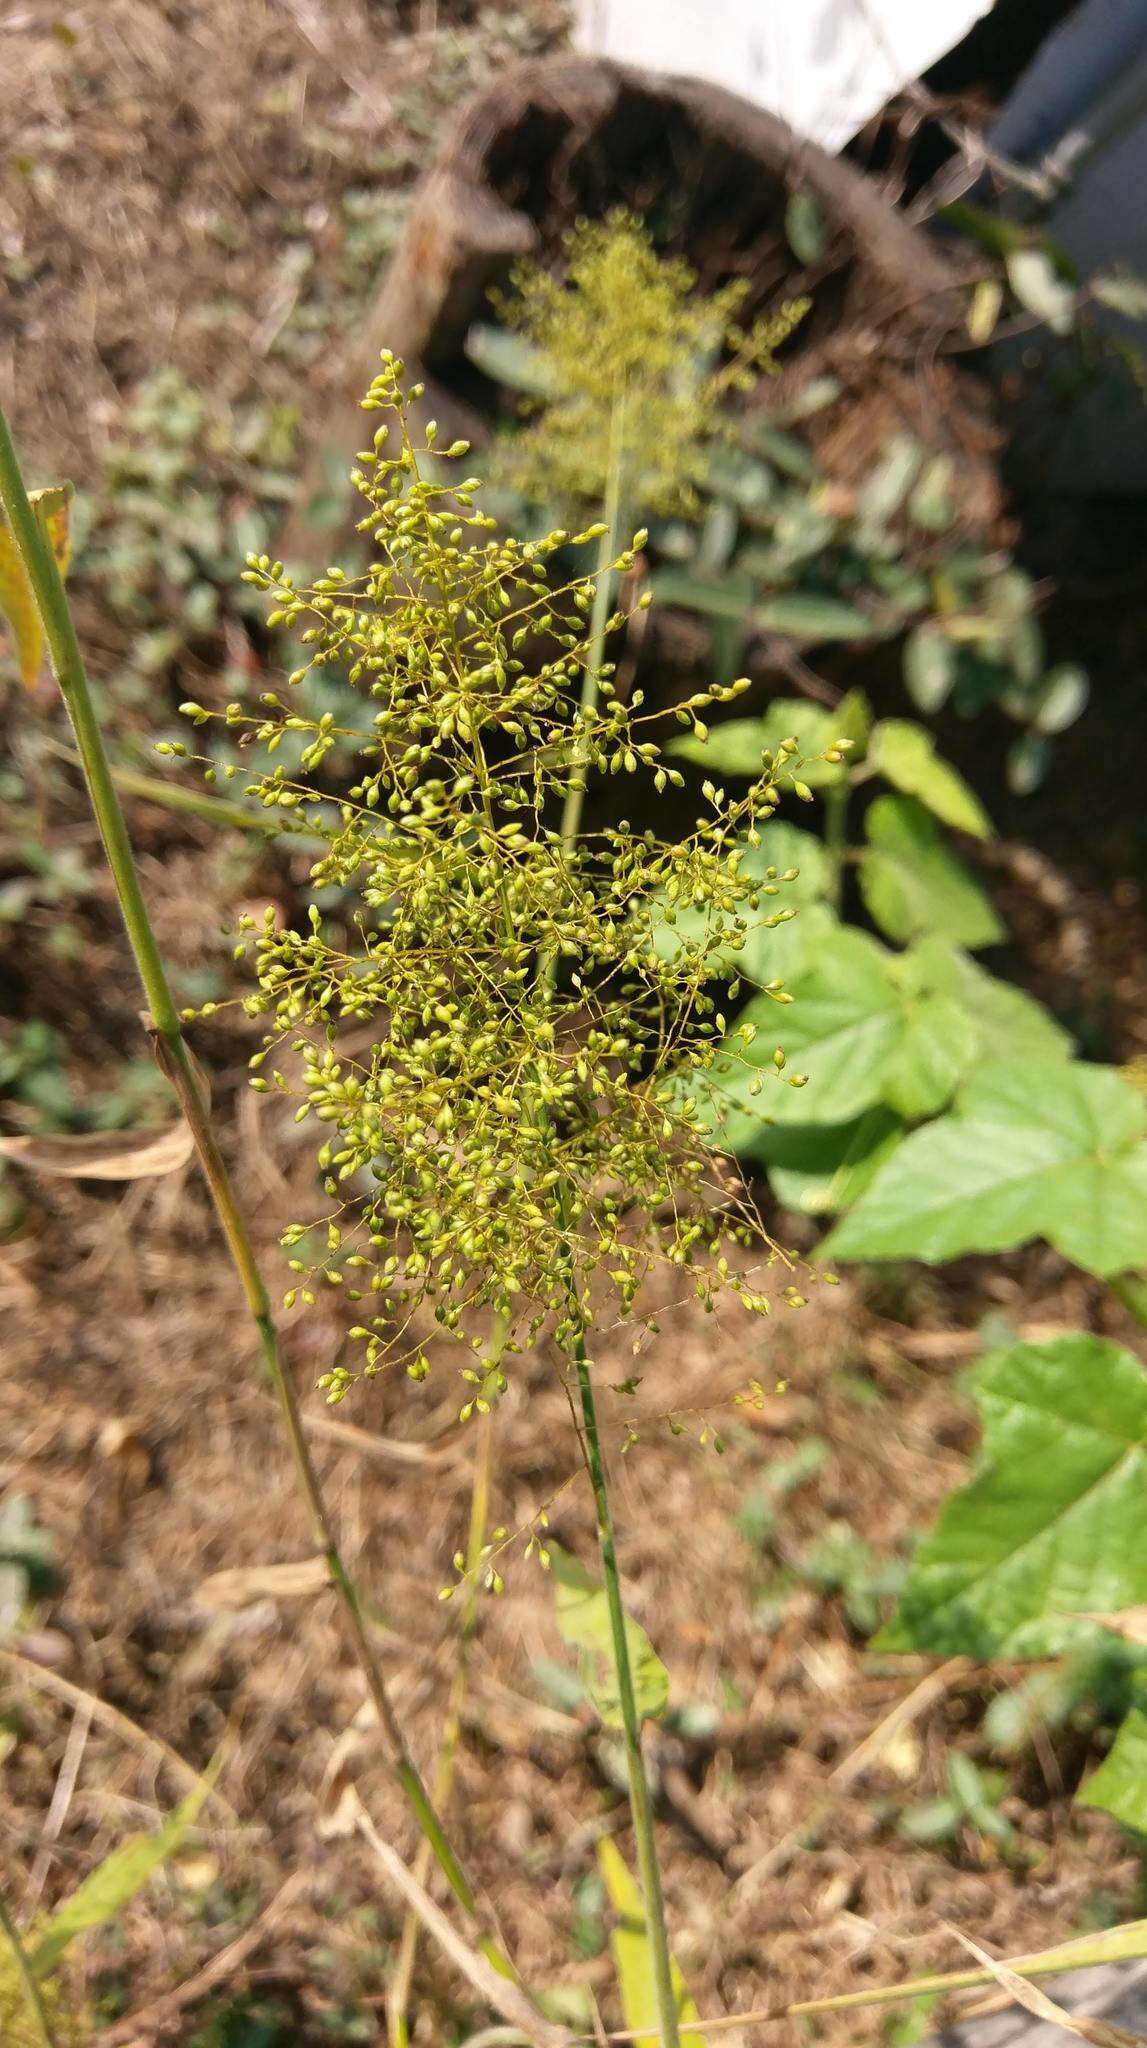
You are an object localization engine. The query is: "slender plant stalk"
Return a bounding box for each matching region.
[567,1294,681,2048]
[558,387,627,852]
[552,389,682,2048]
[388,1326,503,2048]
[0,1886,58,2048]
[0,404,505,1964]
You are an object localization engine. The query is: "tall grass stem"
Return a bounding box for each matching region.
[554,389,681,2047]
[558,388,627,852]
[0,404,503,1961]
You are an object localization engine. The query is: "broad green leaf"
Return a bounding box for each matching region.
[549,1545,669,1729]
[903,623,957,713]
[905,939,1071,1063]
[755,697,852,785]
[666,716,767,775]
[859,795,1004,948]
[669,698,849,787]
[31,1758,219,1976]
[785,188,828,265]
[754,592,880,642]
[0,482,73,690]
[1007,247,1076,334]
[879,1335,1147,1659]
[824,1058,1147,1278]
[652,566,756,623]
[730,827,835,986]
[1077,1708,1147,1830]
[718,928,902,1130]
[880,990,979,1119]
[747,1106,904,1215]
[734,898,839,996]
[598,1838,708,2048]
[870,720,991,838]
[703,928,977,1134]
[464,322,556,397]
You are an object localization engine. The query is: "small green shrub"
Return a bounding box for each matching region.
[74,368,298,692]
[473,217,1088,791]
[898,1749,1019,1858]
[878,1333,1147,1829]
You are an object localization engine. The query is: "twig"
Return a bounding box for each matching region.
[357,1810,573,2048]
[95,1871,308,2043]
[731,1656,969,1898]
[282,0,392,125]
[830,1656,969,1789]
[23,1697,93,1913]
[0,1650,237,1822]
[755,633,843,709]
[301,1407,463,1469]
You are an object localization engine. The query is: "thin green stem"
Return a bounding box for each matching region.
[558,388,627,854]
[549,387,679,2046]
[568,1298,680,2048]
[0,404,501,1960]
[0,1887,58,2048]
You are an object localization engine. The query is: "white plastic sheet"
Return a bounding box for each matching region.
[574,0,996,150]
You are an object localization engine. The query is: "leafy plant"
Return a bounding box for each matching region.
[898,1749,1019,1859]
[4,198,1139,2048]
[72,368,298,693]
[472,224,1086,790]
[0,394,514,1990]
[670,686,1075,1223]
[474,210,808,520]
[794,1520,906,1636]
[878,1333,1147,1830]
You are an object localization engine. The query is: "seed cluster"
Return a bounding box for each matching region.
[181,360,826,1403]
[495,211,809,513]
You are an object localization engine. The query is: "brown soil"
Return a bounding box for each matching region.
[3,5,1147,2044]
